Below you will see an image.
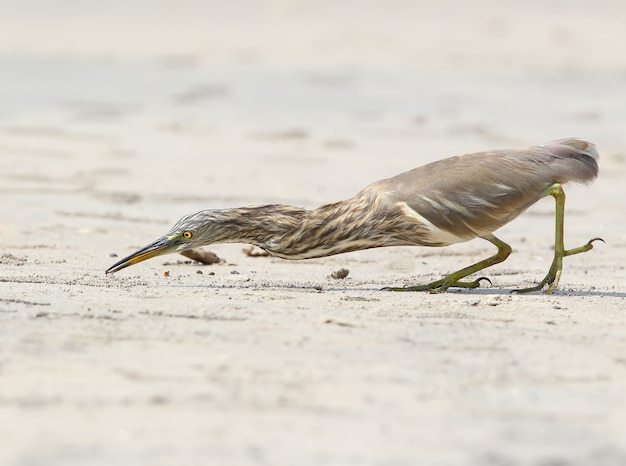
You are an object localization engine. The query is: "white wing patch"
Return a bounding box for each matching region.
[396,202,470,246]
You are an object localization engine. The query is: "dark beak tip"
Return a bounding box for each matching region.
[104,256,133,275]
[104,236,173,275]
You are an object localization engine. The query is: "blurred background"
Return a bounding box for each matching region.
[1,2,626,465]
[1,0,625,198]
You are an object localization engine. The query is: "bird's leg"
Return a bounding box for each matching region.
[514,184,602,294]
[384,234,512,293]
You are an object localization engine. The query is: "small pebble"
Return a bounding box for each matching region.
[109,252,118,258]
[330,268,350,279]
[163,270,170,277]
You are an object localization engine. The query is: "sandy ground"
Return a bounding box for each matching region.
[1,1,626,465]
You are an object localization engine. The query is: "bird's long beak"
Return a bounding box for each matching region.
[106,236,177,274]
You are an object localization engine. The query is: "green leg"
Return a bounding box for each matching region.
[514,183,603,294]
[383,234,512,293]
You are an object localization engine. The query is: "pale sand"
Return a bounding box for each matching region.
[1,1,625,465]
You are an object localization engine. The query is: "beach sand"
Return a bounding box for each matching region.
[1,1,625,464]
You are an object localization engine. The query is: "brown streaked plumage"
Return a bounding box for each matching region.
[106,138,602,293]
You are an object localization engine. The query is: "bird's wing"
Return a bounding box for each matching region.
[367,139,598,242]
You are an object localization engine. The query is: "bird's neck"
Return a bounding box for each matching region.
[206,193,413,259]
[198,205,307,252]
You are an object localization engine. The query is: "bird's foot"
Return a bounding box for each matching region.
[512,237,604,294]
[383,276,492,293]
[563,237,604,257]
[512,275,554,294]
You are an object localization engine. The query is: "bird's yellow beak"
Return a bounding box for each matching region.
[106,236,178,274]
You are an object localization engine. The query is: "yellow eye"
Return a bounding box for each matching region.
[182,231,193,240]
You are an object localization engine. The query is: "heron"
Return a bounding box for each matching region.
[106,138,602,293]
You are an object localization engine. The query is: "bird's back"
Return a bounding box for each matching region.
[368,138,599,245]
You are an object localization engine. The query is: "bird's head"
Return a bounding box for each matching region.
[106,210,218,274]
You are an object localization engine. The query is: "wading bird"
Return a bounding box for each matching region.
[106,138,602,293]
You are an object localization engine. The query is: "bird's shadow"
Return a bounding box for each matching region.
[316,286,626,298]
[157,281,626,298]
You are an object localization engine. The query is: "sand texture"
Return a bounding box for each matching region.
[1,1,625,465]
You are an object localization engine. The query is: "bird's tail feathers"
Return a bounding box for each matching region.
[540,138,599,184]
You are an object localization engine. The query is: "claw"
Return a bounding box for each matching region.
[475,276,493,287]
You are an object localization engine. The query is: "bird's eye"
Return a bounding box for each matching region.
[182,231,193,240]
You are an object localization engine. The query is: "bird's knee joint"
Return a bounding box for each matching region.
[500,243,512,258]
